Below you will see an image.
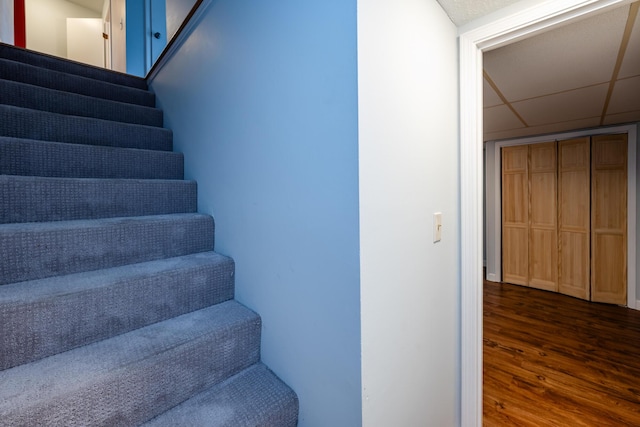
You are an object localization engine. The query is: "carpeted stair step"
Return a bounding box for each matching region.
[1,175,197,223]
[0,79,163,126]
[0,58,155,107]
[0,137,184,179]
[144,363,299,427]
[0,213,214,285]
[0,105,172,151]
[0,43,147,90]
[0,301,261,426]
[0,251,235,371]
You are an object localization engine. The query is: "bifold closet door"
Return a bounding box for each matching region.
[502,146,528,286]
[558,138,590,300]
[528,142,558,292]
[591,134,627,305]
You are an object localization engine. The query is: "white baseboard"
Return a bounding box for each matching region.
[486,273,498,283]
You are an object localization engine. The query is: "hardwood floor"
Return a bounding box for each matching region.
[483,278,640,426]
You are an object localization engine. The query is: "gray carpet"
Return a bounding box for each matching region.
[0,137,184,179]
[0,78,163,126]
[0,57,155,106]
[0,43,298,426]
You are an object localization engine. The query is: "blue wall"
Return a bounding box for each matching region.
[149,1,361,425]
[126,1,145,76]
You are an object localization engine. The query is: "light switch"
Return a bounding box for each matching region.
[433,212,442,243]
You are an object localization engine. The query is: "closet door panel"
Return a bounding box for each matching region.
[558,138,590,300]
[593,233,625,302]
[559,232,590,298]
[504,227,528,285]
[529,142,557,291]
[502,146,528,286]
[591,134,627,305]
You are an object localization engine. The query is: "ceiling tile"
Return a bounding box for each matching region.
[618,5,640,79]
[603,110,640,125]
[483,5,629,101]
[512,84,608,126]
[484,104,525,134]
[484,117,601,141]
[483,78,502,108]
[608,75,640,114]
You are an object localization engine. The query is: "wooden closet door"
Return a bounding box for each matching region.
[558,138,590,300]
[591,134,627,305]
[528,142,558,292]
[502,146,528,286]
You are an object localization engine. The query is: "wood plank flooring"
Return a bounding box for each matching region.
[483,279,640,426]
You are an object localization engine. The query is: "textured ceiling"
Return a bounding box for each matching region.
[437,0,522,26]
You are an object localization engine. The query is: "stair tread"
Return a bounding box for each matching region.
[144,363,298,427]
[1,175,197,223]
[0,213,215,285]
[0,251,235,371]
[0,104,172,151]
[0,78,163,126]
[0,212,210,232]
[0,174,193,185]
[0,43,147,90]
[0,251,230,303]
[0,301,260,424]
[0,136,184,179]
[0,57,155,107]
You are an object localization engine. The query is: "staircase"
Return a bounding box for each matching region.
[0,43,298,426]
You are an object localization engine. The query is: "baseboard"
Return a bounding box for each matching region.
[486,273,498,283]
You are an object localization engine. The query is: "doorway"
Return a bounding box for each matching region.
[459,0,635,424]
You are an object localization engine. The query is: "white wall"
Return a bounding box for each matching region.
[25,0,100,58]
[0,0,14,44]
[358,0,460,424]
[66,18,104,67]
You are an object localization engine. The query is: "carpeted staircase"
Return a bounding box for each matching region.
[0,43,298,426]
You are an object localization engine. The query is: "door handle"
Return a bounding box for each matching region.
[153,32,161,39]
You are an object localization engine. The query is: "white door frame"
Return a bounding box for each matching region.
[458,0,635,425]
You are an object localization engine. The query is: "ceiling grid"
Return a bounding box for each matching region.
[437,0,640,141]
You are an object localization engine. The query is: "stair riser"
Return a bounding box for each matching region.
[0,58,154,107]
[1,310,260,426]
[0,254,235,370]
[0,137,184,180]
[0,105,172,151]
[0,44,147,90]
[1,176,197,223]
[0,79,163,127]
[0,215,214,285]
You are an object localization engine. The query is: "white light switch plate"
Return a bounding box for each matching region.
[433,212,442,243]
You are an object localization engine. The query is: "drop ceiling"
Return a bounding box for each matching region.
[438,0,640,142]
